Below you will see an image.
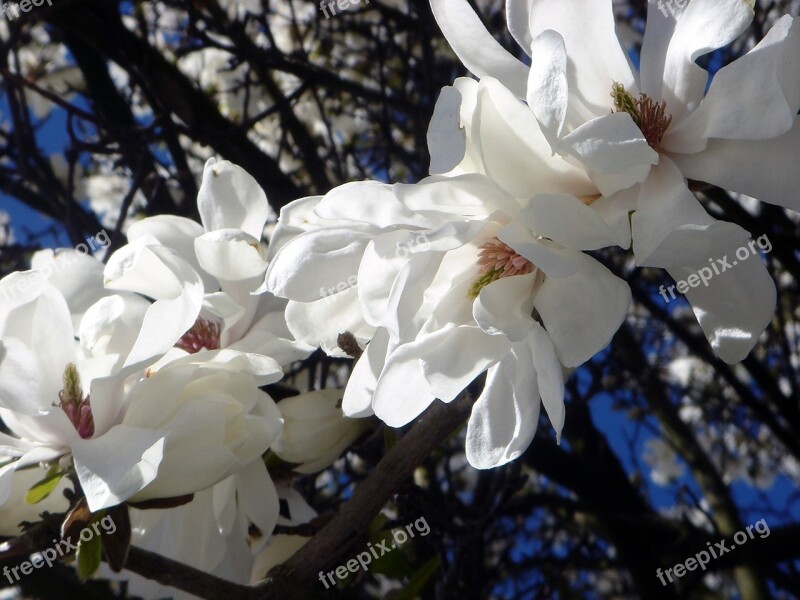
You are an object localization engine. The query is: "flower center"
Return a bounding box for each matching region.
[56,363,94,439]
[468,238,536,299]
[610,82,672,150]
[176,317,222,354]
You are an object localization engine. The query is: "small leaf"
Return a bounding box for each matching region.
[76,532,103,580]
[24,466,64,505]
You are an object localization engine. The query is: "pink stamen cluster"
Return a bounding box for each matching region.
[56,364,94,439]
[61,400,95,439]
[637,95,673,150]
[477,238,535,277]
[176,318,222,354]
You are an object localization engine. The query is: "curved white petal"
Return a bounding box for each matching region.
[646,0,754,119]
[125,214,216,291]
[521,194,621,250]
[198,158,270,239]
[114,246,205,367]
[528,0,636,123]
[284,289,373,357]
[465,347,539,469]
[73,426,165,512]
[527,30,568,151]
[0,338,41,416]
[266,228,372,302]
[666,15,800,153]
[475,79,596,198]
[31,249,108,330]
[195,229,268,282]
[507,0,534,55]
[428,86,467,175]
[528,323,565,442]
[420,325,510,403]
[497,222,585,278]
[473,273,537,342]
[668,242,776,364]
[560,112,659,196]
[372,331,448,427]
[342,327,390,418]
[430,0,530,97]
[670,118,800,212]
[630,157,716,267]
[534,256,631,367]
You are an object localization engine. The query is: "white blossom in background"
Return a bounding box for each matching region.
[106,157,312,370]
[643,438,686,485]
[272,388,372,473]
[0,265,284,513]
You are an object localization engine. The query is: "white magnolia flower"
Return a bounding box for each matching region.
[0,272,283,513]
[267,174,631,468]
[272,389,372,473]
[430,0,800,362]
[106,157,311,369]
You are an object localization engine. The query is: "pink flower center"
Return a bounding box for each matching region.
[56,364,94,439]
[477,239,535,277]
[176,318,222,354]
[469,238,537,298]
[611,82,672,150]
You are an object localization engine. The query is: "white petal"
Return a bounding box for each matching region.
[428,86,467,175]
[630,157,717,267]
[527,30,568,151]
[473,273,537,342]
[266,228,371,302]
[285,289,374,357]
[420,326,510,402]
[236,461,279,549]
[560,112,659,196]
[118,246,205,367]
[528,0,636,123]
[73,426,165,512]
[125,215,216,291]
[0,338,41,415]
[372,332,447,427]
[342,328,390,418]
[670,118,800,212]
[666,15,800,152]
[497,222,585,278]
[30,250,108,330]
[195,229,268,281]
[528,324,565,442]
[198,158,269,239]
[506,0,534,55]
[668,242,776,364]
[651,0,754,119]
[521,194,621,250]
[534,256,631,367]
[475,79,596,198]
[430,0,529,97]
[465,348,539,469]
